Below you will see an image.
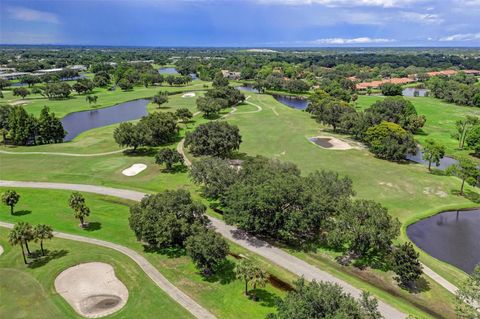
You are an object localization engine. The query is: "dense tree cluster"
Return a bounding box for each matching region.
[129,189,229,275]
[427,74,480,107]
[308,94,425,161]
[113,112,178,150]
[1,105,65,146]
[269,279,382,319]
[380,83,403,96]
[185,121,241,158]
[364,121,416,161]
[191,156,400,263]
[196,78,245,118]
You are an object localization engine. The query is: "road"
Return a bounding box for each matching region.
[0,180,411,318]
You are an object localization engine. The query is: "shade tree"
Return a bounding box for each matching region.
[455,264,480,319]
[390,242,423,289]
[185,225,229,275]
[155,148,184,171]
[269,279,382,319]
[365,121,417,161]
[129,190,208,248]
[13,87,30,99]
[422,139,445,171]
[185,121,241,158]
[446,157,479,196]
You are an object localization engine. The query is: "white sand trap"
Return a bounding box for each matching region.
[55,262,128,318]
[121,163,147,176]
[9,100,29,106]
[182,92,196,98]
[0,245,3,256]
[308,136,352,150]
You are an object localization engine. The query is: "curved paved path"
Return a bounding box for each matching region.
[0,180,408,318]
[0,219,215,319]
[0,149,126,157]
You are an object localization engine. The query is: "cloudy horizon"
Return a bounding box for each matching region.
[0,0,479,47]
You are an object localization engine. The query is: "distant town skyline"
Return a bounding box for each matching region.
[1,0,479,47]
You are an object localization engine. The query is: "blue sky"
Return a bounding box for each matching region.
[1,0,479,47]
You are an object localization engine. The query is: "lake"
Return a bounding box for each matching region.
[402,88,429,97]
[407,209,480,273]
[159,67,179,75]
[272,94,309,110]
[406,147,458,170]
[61,99,149,141]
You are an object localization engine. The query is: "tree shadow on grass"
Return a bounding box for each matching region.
[27,249,68,269]
[401,276,431,294]
[162,164,188,174]
[124,148,157,157]
[451,189,480,203]
[249,289,280,308]
[83,222,102,232]
[142,244,186,259]
[202,260,236,285]
[12,210,31,216]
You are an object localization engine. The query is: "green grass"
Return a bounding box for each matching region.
[0,187,294,319]
[2,89,478,318]
[0,229,194,319]
[356,95,480,159]
[1,80,210,118]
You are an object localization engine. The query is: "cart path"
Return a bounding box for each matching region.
[0,220,216,319]
[0,180,414,318]
[0,149,126,157]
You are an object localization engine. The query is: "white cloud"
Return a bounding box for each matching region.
[0,31,61,44]
[399,11,444,24]
[310,37,395,44]
[439,32,480,41]
[6,6,60,24]
[255,0,424,7]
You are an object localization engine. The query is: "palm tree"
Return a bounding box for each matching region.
[235,259,253,296]
[235,258,269,298]
[8,223,30,264]
[251,266,269,291]
[69,192,90,227]
[17,222,34,255]
[34,224,54,256]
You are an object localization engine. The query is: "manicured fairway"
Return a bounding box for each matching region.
[2,90,478,318]
[0,187,294,319]
[0,229,194,319]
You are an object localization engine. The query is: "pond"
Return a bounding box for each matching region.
[236,85,259,93]
[407,209,480,273]
[402,88,429,97]
[159,67,197,80]
[61,99,149,141]
[272,94,309,110]
[158,67,179,75]
[9,74,89,87]
[406,147,458,170]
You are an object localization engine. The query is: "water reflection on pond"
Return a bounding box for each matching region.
[407,209,480,273]
[61,99,149,141]
[402,88,429,97]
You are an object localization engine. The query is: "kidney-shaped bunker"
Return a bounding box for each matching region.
[55,262,129,318]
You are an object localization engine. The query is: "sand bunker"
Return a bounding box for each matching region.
[55,262,128,318]
[121,164,147,176]
[0,245,3,256]
[308,136,352,150]
[182,92,196,98]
